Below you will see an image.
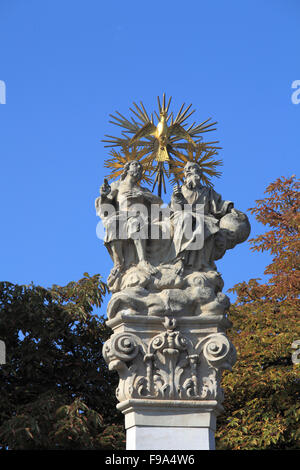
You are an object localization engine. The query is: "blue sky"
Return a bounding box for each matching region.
[0,0,299,311]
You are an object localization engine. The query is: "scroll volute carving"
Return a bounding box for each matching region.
[103,318,236,403]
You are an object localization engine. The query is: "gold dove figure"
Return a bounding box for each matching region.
[129,109,197,163]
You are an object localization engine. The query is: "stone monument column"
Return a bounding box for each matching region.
[96,157,250,450]
[103,314,235,450]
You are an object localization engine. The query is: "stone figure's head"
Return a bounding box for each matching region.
[121,160,143,182]
[184,162,202,189]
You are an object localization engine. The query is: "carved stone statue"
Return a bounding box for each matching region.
[96,158,250,450]
[96,160,250,318]
[95,160,163,284]
[170,161,248,271]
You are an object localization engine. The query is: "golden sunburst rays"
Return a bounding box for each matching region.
[104,145,154,186]
[102,93,222,195]
[170,144,223,188]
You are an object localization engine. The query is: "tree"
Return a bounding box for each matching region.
[216,175,300,450]
[0,273,125,449]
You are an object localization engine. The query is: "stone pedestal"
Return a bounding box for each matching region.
[120,399,220,450]
[103,312,236,450]
[126,427,215,451]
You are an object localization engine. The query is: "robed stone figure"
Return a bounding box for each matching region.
[95,160,163,279]
[170,161,234,271]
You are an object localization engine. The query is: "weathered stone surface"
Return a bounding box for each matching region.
[106,268,229,319]
[103,316,236,404]
[95,161,250,319]
[95,159,250,449]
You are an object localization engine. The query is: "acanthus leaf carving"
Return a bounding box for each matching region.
[103,318,236,403]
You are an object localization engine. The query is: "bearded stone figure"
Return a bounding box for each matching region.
[170,161,248,271]
[95,160,163,286]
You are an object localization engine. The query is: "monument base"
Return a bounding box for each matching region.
[118,399,221,451]
[126,426,215,450]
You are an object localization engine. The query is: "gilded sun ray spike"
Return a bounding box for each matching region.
[174,102,185,123]
[157,96,161,113]
[166,96,172,113]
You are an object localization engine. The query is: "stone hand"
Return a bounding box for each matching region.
[100,178,111,197]
[172,184,184,203]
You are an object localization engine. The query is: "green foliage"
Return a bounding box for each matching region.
[0,274,125,449]
[216,176,300,450]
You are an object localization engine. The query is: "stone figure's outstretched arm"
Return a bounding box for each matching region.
[95,180,119,216]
